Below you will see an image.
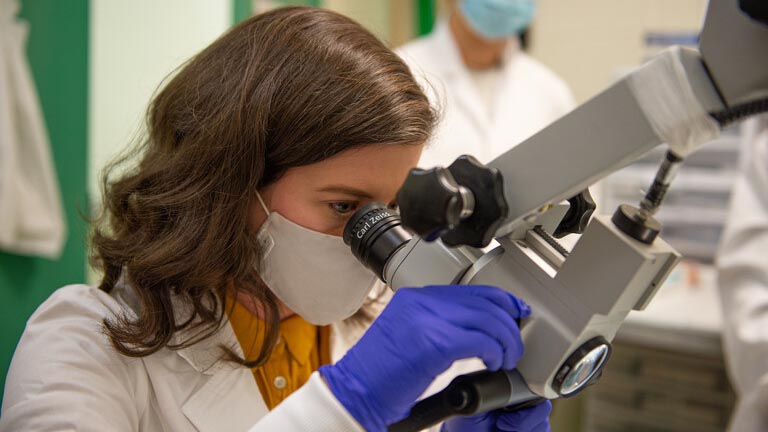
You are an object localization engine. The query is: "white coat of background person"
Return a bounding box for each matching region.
[0,0,66,258]
[717,115,768,432]
[395,0,576,169]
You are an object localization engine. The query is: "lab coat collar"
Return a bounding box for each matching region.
[428,18,466,77]
[110,277,241,374]
[430,19,492,138]
[110,279,267,431]
[181,362,266,432]
[170,300,265,431]
[169,296,241,375]
[426,18,523,137]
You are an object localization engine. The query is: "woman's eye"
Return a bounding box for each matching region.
[329,202,358,215]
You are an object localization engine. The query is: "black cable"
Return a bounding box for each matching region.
[710,97,768,128]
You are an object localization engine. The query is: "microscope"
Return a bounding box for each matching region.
[343,1,768,430]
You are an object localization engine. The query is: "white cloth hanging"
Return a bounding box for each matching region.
[0,0,66,258]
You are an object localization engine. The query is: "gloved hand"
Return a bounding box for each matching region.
[319,285,530,432]
[441,401,552,432]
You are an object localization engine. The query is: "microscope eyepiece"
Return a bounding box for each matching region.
[343,203,412,281]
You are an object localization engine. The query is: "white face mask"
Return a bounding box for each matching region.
[255,193,379,325]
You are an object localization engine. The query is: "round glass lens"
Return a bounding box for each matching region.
[560,344,610,395]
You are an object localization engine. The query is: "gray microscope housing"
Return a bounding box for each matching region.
[348,0,768,407]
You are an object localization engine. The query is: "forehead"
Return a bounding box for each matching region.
[280,143,423,196]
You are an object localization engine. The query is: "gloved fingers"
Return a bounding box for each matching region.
[436,326,507,371]
[441,411,498,432]
[425,285,531,320]
[498,420,550,432]
[418,294,524,371]
[495,401,552,432]
[467,285,531,320]
[408,286,525,371]
[467,295,527,370]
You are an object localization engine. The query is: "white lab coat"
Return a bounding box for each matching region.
[0,285,376,432]
[1,281,467,431]
[395,20,576,168]
[0,282,378,431]
[717,115,768,432]
[0,0,66,258]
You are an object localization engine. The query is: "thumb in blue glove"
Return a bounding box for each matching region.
[319,285,531,432]
[441,401,552,432]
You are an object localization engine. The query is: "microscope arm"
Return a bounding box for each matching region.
[488,0,768,238]
[358,2,768,430]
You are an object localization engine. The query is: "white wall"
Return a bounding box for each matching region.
[88,0,231,203]
[530,0,709,103]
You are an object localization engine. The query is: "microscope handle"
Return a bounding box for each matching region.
[387,369,542,432]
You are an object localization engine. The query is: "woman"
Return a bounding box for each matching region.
[0,7,550,432]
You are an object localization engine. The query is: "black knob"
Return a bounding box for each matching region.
[611,204,662,244]
[553,189,597,238]
[740,0,768,26]
[440,156,508,248]
[396,167,466,241]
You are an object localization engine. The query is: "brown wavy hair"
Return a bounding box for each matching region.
[91,6,436,366]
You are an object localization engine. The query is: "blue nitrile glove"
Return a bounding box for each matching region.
[319,285,531,432]
[441,401,552,432]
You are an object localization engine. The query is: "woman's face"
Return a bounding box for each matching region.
[255,143,424,236]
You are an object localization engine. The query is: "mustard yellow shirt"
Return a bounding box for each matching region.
[227,297,331,410]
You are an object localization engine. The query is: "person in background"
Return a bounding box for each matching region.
[717,115,768,432]
[0,7,550,432]
[396,0,575,168]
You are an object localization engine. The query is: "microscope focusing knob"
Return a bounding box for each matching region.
[396,167,466,241]
[441,155,508,248]
[740,0,768,26]
[611,204,662,244]
[553,189,597,238]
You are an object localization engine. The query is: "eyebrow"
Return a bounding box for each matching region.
[316,185,374,199]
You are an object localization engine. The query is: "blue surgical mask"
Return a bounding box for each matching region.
[459,0,536,40]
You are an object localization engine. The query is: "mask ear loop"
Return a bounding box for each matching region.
[254,191,275,273]
[256,191,271,216]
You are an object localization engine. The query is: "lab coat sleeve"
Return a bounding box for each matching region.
[717,116,768,432]
[251,286,443,432]
[0,286,146,432]
[247,372,364,432]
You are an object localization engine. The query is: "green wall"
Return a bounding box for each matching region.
[0,0,89,398]
[416,0,436,36]
[233,0,253,24]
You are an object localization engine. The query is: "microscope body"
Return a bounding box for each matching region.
[382,206,679,399]
[345,1,767,428]
[463,215,678,398]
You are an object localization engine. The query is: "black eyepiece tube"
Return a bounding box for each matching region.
[343,203,412,281]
